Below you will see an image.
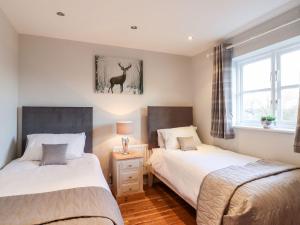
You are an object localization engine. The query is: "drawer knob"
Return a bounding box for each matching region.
[129,176,132,179]
[129,188,132,191]
[128,165,132,167]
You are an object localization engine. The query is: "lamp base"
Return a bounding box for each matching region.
[121,136,129,154]
[121,151,130,155]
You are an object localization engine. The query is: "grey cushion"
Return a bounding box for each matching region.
[177,136,197,151]
[40,144,67,166]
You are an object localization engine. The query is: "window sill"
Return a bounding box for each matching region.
[233,125,295,134]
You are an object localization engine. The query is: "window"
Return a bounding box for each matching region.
[234,40,300,129]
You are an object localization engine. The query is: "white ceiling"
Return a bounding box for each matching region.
[0,0,299,56]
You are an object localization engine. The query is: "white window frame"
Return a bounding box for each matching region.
[233,40,300,129]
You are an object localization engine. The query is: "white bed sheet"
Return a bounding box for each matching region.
[0,153,109,197]
[149,144,258,207]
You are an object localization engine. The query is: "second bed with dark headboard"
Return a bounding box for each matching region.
[147,106,300,225]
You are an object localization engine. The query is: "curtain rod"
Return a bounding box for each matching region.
[206,17,300,58]
[226,17,300,50]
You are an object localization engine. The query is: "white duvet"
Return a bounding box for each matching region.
[149,144,258,207]
[0,153,109,197]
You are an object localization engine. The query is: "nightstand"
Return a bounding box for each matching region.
[112,151,144,203]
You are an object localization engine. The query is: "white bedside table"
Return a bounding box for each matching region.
[112,151,144,203]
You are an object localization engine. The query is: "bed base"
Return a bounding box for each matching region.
[148,167,197,209]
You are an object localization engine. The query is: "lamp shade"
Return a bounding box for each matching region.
[116,121,133,135]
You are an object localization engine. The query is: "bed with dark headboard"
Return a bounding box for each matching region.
[147,106,193,150]
[4,106,124,225]
[147,106,300,225]
[22,106,93,155]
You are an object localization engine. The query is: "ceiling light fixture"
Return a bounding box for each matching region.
[130,26,138,30]
[188,36,193,41]
[56,12,65,17]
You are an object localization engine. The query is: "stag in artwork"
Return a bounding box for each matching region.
[108,63,132,93]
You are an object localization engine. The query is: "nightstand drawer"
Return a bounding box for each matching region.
[120,171,139,184]
[121,183,140,193]
[120,159,139,170]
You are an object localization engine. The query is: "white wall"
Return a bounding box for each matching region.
[192,6,300,165]
[19,35,193,178]
[0,9,18,168]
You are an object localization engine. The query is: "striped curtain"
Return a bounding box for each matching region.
[210,44,235,139]
[294,91,300,153]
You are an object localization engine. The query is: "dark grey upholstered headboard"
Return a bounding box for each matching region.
[22,107,93,155]
[147,106,193,150]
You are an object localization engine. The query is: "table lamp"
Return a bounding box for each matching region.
[116,121,133,154]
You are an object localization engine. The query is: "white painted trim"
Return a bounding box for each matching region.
[233,38,300,127]
[233,125,295,134]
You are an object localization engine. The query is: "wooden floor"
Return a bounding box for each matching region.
[119,183,196,225]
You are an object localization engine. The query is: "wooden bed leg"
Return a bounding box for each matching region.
[148,172,153,187]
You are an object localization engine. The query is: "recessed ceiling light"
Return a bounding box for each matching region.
[130,26,138,30]
[188,36,193,41]
[56,12,65,17]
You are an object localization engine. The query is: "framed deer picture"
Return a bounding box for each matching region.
[95,55,143,94]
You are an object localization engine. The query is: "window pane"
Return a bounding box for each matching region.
[280,50,300,86]
[281,88,299,122]
[242,58,271,91]
[242,91,272,121]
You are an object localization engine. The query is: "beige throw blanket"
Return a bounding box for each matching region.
[197,160,300,225]
[0,187,124,225]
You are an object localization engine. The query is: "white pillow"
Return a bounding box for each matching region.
[160,126,201,149]
[157,130,165,148]
[22,133,86,161]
